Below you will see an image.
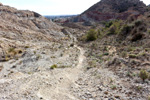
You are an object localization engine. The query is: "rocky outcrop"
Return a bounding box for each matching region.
[70,0,147,22]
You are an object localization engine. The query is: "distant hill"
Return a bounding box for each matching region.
[70,0,147,22]
[45,15,77,23]
[45,15,77,20]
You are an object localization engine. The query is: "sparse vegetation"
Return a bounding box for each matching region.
[127,46,136,52]
[104,21,113,28]
[103,52,109,56]
[120,24,134,35]
[51,56,56,58]
[34,51,36,54]
[88,60,97,68]
[129,54,137,58]
[4,55,10,61]
[107,20,122,35]
[120,51,127,58]
[136,86,142,91]
[107,26,116,35]
[59,65,71,68]
[50,64,57,69]
[139,69,149,82]
[25,46,29,48]
[126,71,131,77]
[148,96,150,100]
[8,48,15,53]
[36,54,41,60]
[111,85,117,90]
[86,29,97,41]
[28,72,32,74]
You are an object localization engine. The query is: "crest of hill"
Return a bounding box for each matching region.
[0,3,64,40]
[71,0,147,22]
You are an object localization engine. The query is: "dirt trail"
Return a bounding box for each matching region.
[0,40,86,100]
[0,45,85,100]
[36,45,85,100]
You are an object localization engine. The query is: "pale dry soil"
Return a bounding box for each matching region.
[0,42,86,100]
[0,40,148,100]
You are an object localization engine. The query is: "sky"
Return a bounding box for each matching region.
[0,0,150,15]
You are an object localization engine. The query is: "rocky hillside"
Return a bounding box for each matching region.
[0,3,87,100]
[76,7,150,99]
[0,3,67,62]
[70,0,147,22]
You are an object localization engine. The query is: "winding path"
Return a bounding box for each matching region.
[37,45,85,100]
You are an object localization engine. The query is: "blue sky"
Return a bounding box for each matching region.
[0,0,150,15]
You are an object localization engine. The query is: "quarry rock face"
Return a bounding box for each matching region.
[71,0,147,22]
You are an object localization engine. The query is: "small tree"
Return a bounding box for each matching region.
[139,69,149,82]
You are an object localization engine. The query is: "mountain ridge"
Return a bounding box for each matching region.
[70,0,147,22]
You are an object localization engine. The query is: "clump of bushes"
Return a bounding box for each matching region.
[104,21,114,28]
[106,20,123,35]
[107,26,116,35]
[120,24,134,35]
[139,69,149,82]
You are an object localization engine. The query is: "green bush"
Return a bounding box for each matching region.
[111,85,117,90]
[107,20,122,35]
[97,29,103,38]
[139,69,149,82]
[107,26,116,35]
[86,29,97,41]
[8,48,15,53]
[104,21,113,28]
[50,64,57,69]
[129,54,137,58]
[103,52,109,56]
[120,24,134,35]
